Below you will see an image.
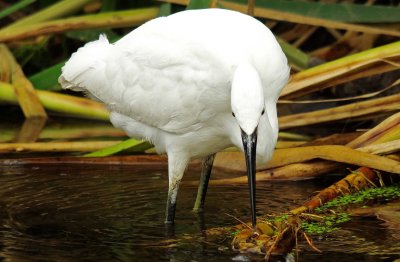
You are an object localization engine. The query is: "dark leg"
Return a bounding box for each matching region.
[164,154,189,224]
[193,154,216,212]
[194,208,206,232]
[165,190,177,224]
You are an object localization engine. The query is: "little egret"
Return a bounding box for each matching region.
[59,8,290,229]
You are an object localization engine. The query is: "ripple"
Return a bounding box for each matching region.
[0,164,399,261]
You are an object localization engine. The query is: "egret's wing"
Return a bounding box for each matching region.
[99,25,230,134]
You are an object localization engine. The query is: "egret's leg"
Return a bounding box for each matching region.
[165,154,190,224]
[193,153,216,212]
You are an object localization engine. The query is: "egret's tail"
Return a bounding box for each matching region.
[58,34,112,92]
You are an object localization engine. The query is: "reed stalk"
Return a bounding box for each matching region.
[0,81,109,120]
[0,8,160,42]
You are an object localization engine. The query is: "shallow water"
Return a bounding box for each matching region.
[0,164,399,261]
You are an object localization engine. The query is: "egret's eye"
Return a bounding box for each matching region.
[232,112,236,117]
[261,109,265,115]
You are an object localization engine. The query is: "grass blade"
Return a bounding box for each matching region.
[0,8,160,42]
[0,141,123,153]
[217,0,400,37]
[0,44,47,118]
[0,81,109,120]
[0,0,36,20]
[187,0,214,9]
[281,41,400,99]
[1,0,94,30]
[347,112,400,148]
[225,0,400,24]
[278,94,400,130]
[277,37,310,70]
[28,62,64,90]
[84,138,152,157]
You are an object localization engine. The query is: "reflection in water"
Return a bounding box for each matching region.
[0,164,399,261]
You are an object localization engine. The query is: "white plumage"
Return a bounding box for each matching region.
[59,8,290,227]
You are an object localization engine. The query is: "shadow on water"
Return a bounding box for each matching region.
[0,164,399,261]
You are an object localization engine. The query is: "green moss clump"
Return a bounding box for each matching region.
[315,183,400,213]
[301,213,350,235]
[302,183,400,235]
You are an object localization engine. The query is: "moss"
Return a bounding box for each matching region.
[315,183,400,212]
[302,183,400,235]
[301,213,350,235]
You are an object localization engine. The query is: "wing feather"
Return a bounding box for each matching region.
[95,33,229,134]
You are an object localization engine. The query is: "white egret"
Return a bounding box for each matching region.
[59,8,290,229]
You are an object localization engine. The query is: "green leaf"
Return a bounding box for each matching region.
[65,0,120,43]
[28,62,64,90]
[66,29,120,43]
[0,0,36,20]
[1,0,94,30]
[159,2,172,16]
[0,8,160,42]
[84,138,152,157]
[0,82,109,121]
[276,37,310,70]
[100,0,117,12]
[225,0,400,23]
[187,0,213,9]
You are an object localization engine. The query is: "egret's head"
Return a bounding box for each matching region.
[231,63,265,136]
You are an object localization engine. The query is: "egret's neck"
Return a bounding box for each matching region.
[256,104,278,164]
[231,63,264,135]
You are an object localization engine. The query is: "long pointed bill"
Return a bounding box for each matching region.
[241,128,257,230]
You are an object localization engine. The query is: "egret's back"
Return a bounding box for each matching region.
[117,9,287,99]
[60,9,288,136]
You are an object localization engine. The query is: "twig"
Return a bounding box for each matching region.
[225,213,253,231]
[265,226,290,261]
[295,226,300,262]
[303,232,322,253]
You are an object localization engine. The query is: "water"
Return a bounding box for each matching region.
[0,163,399,261]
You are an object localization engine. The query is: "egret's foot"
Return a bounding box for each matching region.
[165,198,177,224]
[192,199,205,212]
[165,154,188,224]
[164,222,175,237]
[164,203,176,237]
[194,209,206,232]
[192,206,204,213]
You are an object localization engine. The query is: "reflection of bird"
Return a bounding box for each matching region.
[59,8,289,229]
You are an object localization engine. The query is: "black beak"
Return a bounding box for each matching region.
[241,128,257,230]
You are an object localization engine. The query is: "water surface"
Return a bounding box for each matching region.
[0,164,399,261]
